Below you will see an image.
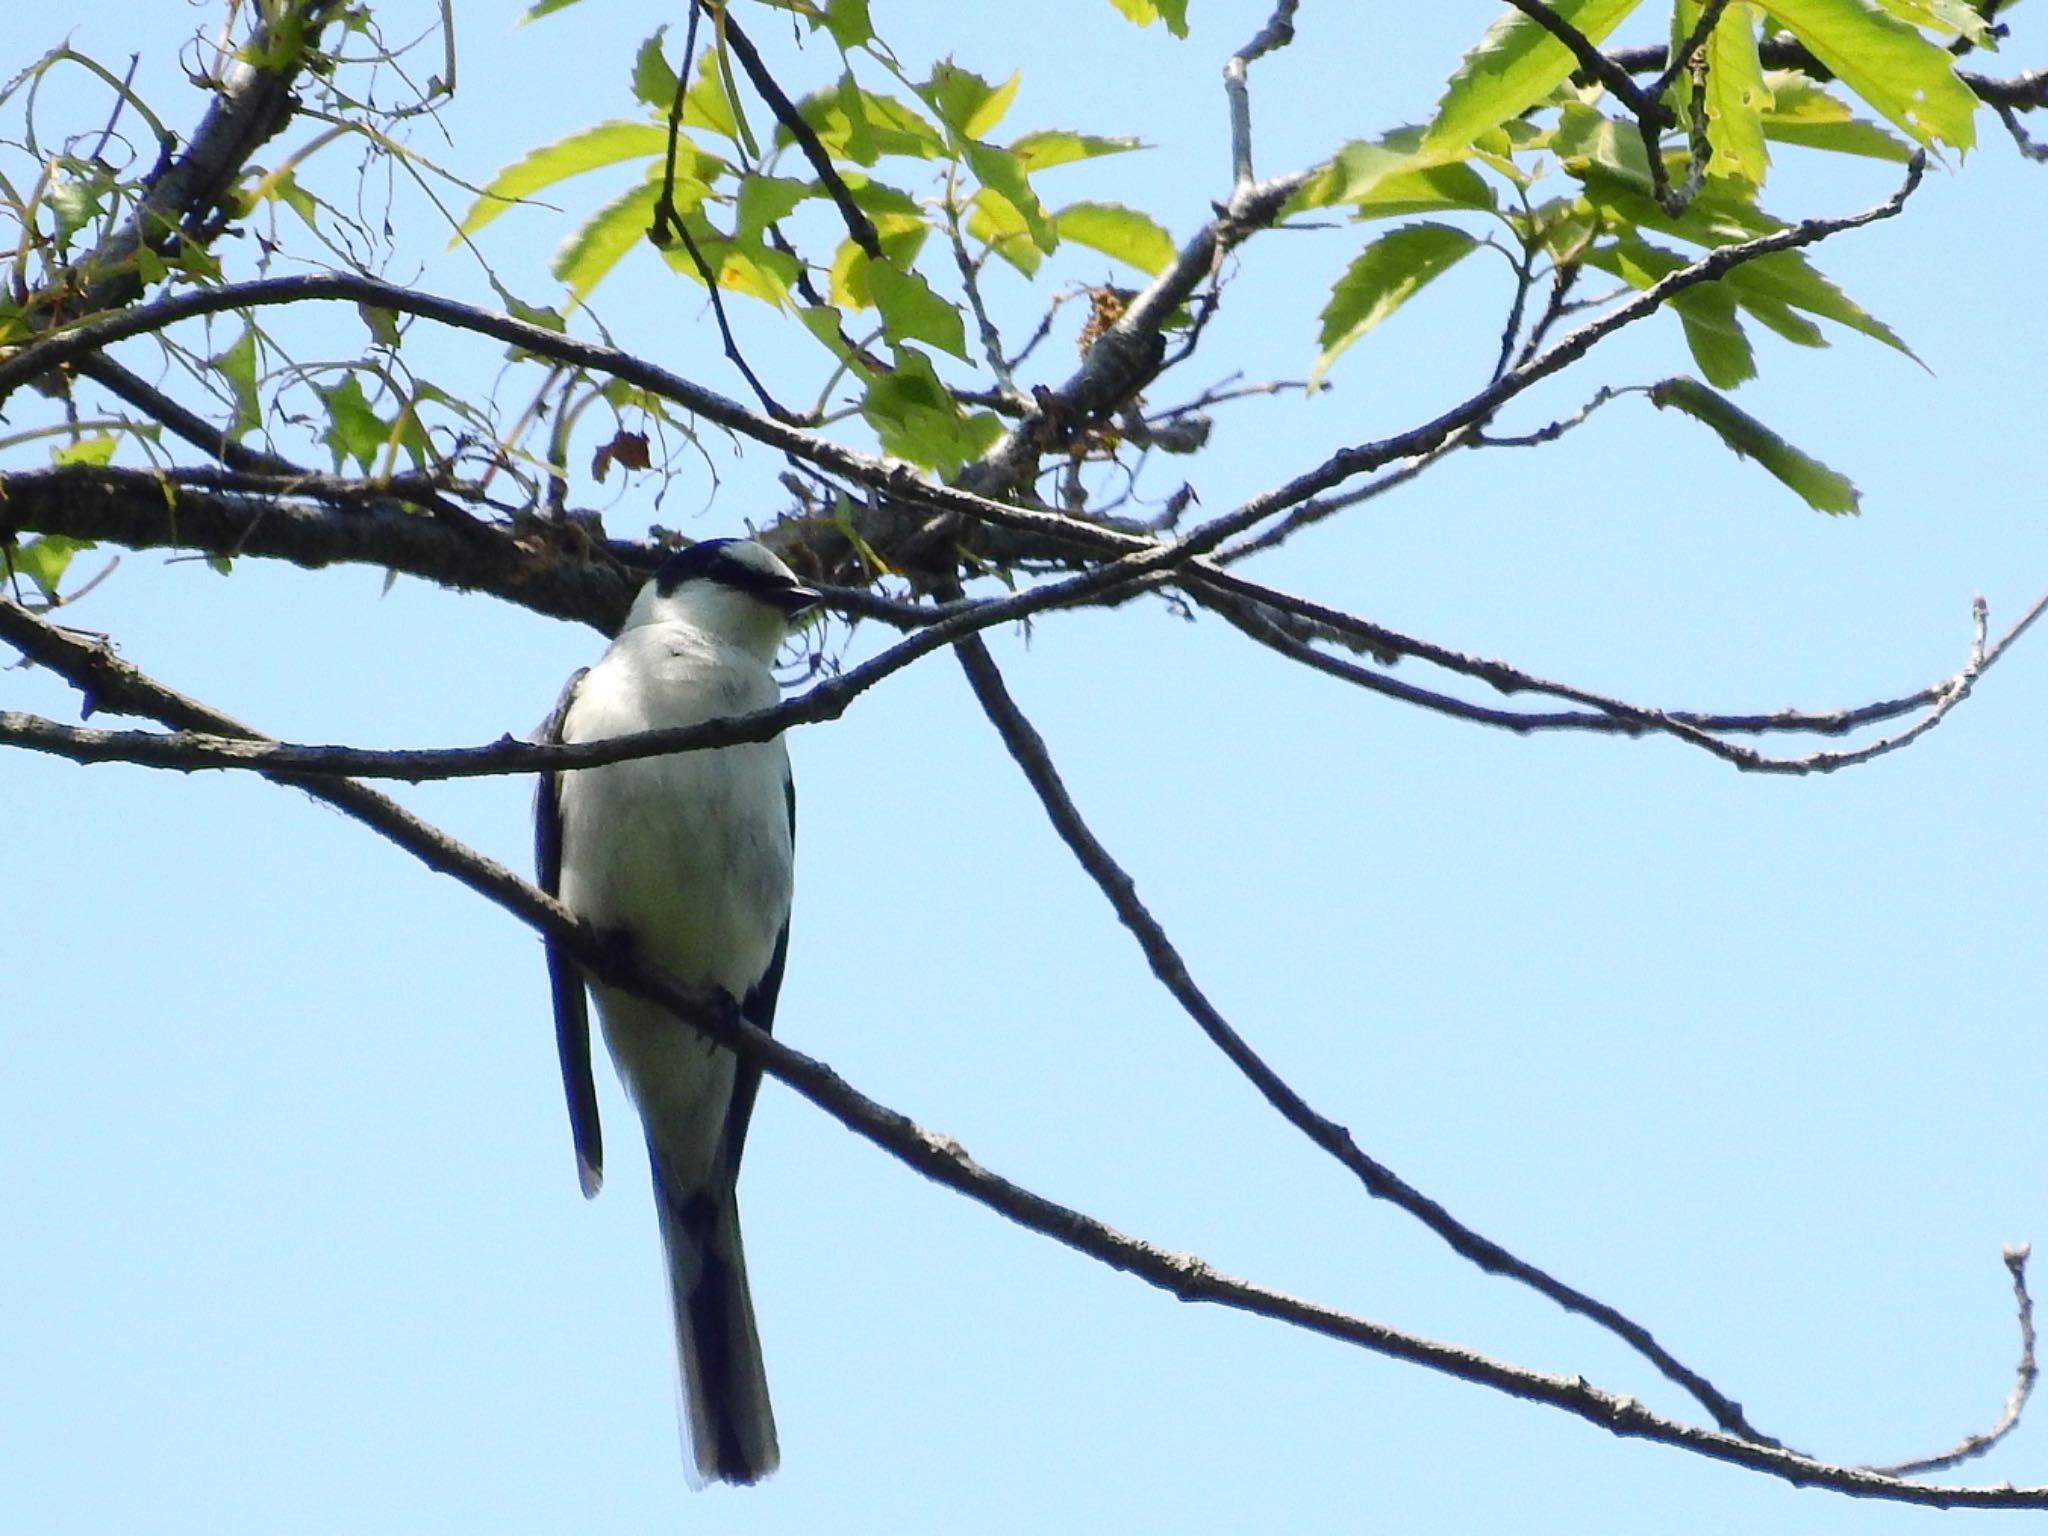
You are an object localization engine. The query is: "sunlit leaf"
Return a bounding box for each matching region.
[458,122,681,238]
[1674,1,1771,183]
[824,0,874,49]
[631,28,679,112]
[1649,375,1859,512]
[861,348,1001,473]
[1104,0,1189,37]
[208,324,262,440]
[1054,202,1175,275]
[314,373,389,474]
[1311,223,1480,390]
[1753,0,1976,150]
[1759,74,1914,161]
[868,262,968,358]
[1008,129,1146,172]
[49,434,117,468]
[1422,0,1646,158]
[9,534,94,600]
[735,175,813,241]
[925,64,1020,141]
[550,179,659,301]
[964,141,1055,252]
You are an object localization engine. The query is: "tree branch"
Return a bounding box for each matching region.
[9,593,2048,1510]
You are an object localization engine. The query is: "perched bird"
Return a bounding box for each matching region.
[535,537,819,1486]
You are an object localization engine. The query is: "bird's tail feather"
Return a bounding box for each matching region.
[648,1147,779,1486]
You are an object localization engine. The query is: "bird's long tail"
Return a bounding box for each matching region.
[647,1146,779,1486]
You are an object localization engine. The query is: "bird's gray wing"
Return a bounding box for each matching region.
[720,772,795,1172]
[536,666,603,1198]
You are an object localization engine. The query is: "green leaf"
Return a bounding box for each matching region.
[49,434,118,468]
[964,141,1055,252]
[656,218,801,308]
[925,64,1020,141]
[867,262,968,358]
[1422,0,1647,158]
[631,28,680,112]
[824,0,873,49]
[208,324,262,440]
[965,187,1041,275]
[9,535,94,600]
[686,41,741,143]
[1054,201,1175,275]
[1008,129,1145,172]
[520,0,585,19]
[1576,174,1913,356]
[1677,1,1772,184]
[861,348,1001,473]
[314,373,389,474]
[1294,131,1500,215]
[794,77,947,164]
[1649,376,1859,511]
[1311,223,1480,390]
[735,175,813,241]
[1105,0,1189,36]
[458,122,682,238]
[1758,74,1914,161]
[1871,0,1993,45]
[1587,236,1757,385]
[1752,0,1977,150]
[550,179,660,301]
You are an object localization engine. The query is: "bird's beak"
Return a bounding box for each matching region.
[774,582,823,617]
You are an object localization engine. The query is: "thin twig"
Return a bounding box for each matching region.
[1869,1245,2038,1477]
[951,629,1782,1444]
[706,1,880,258]
[12,594,2044,1508]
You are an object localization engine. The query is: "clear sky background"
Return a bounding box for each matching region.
[6,3,2047,1532]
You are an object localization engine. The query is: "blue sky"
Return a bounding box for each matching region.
[6,3,2047,1532]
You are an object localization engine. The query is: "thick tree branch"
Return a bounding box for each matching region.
[9,594,2048,1511]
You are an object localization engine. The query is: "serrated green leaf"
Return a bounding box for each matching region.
[867,262,968,358]
[861,348,1001,473]
[314,374,389,474]
[1104,0,1189,36]
[49,434,117,468]
[1871,0,1992,44]
[925,64,1020,141]
[458,122,680,237]
[1054,201,1176,275]
[1577,175,1912,356]
[1753,0,1976,150]
[794,78,946,164]
[1008,129,1145,172]
[1587,236,1758,385]
[1295,133,1500,217]
[1649,375,1859,511]
[550,179,660,301]
[686,40,740,143]
[824,0,873,49]
[657,219,800,308]
[1675,1,1772,183]
[208,324,262,440]
[1422,0,1647,158]
[1758,74,1914,161]
[965,187,1041,275]
[632,28,679,112]
[8,535,94,600]
[735,175,812,241]
[1311,223,1480,390]
[964,141,1055,252]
